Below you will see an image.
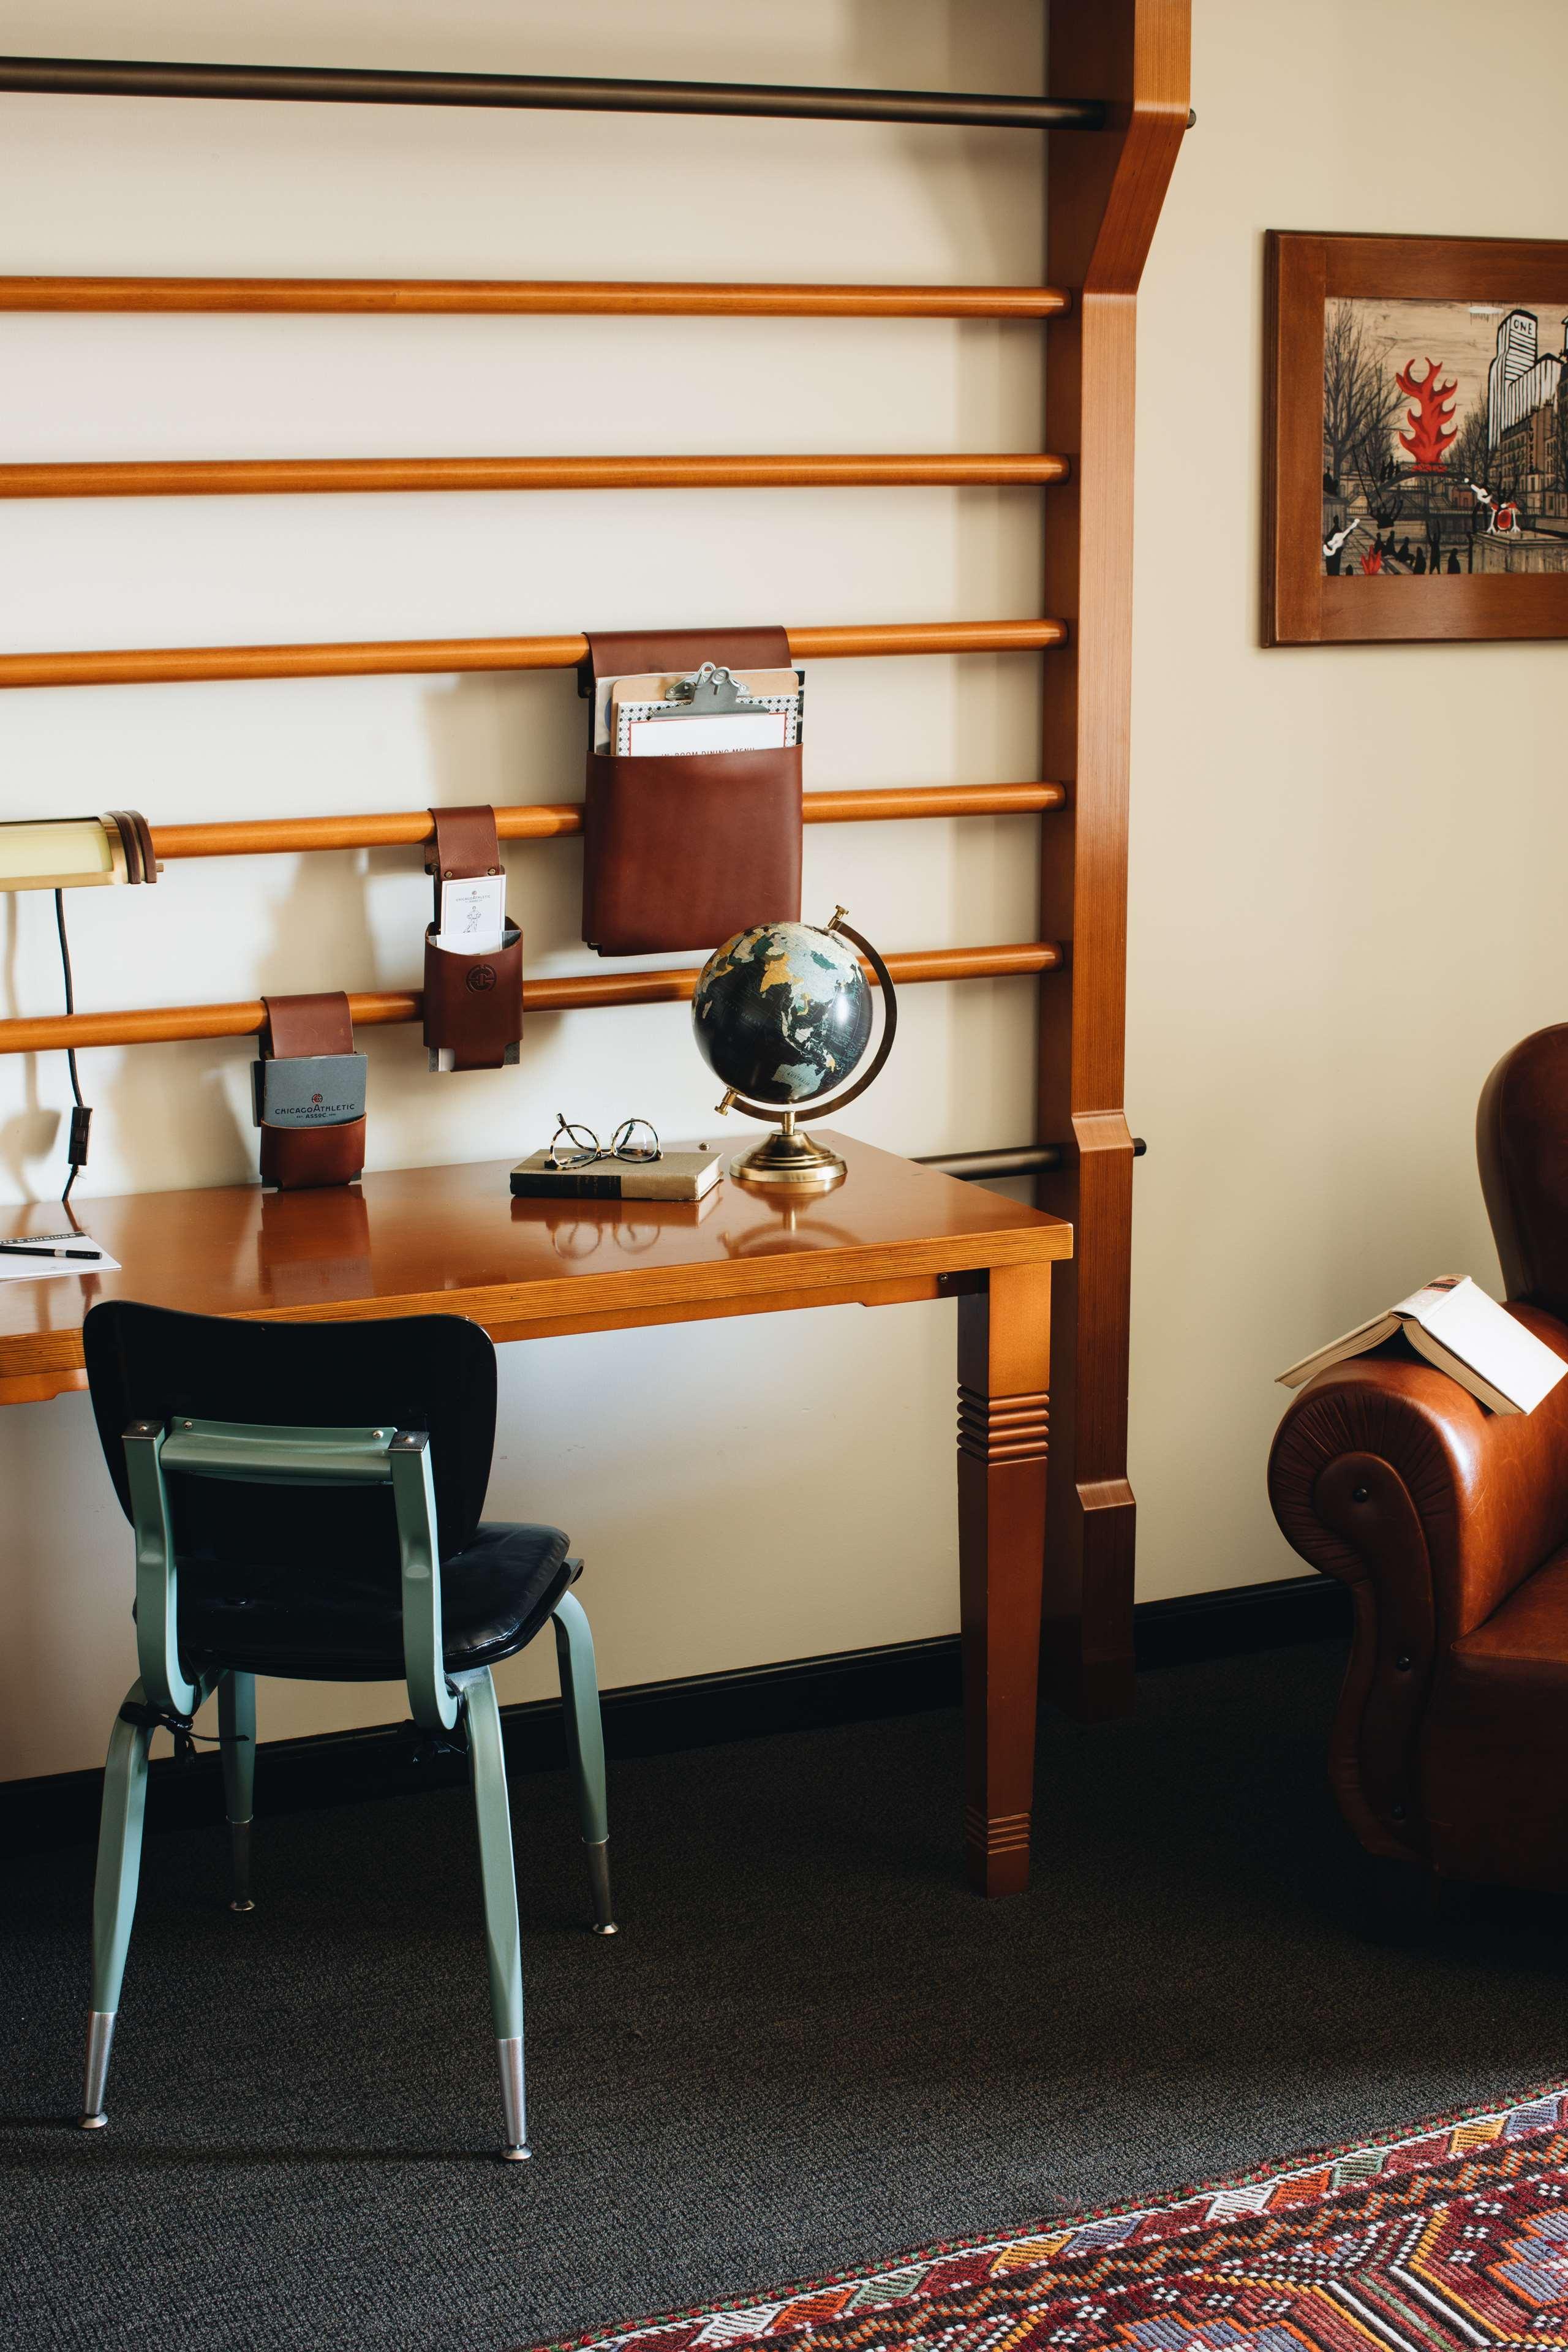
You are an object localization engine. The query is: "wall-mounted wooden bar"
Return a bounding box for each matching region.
[0,451,1070,503]
[150,782,1065,863]
[0,55,1107,132]
[0,616,1066,693]
[0,943,1059,1057]
[0,275,1072,320]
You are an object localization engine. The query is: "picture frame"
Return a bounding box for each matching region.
[1264,231,1568,646]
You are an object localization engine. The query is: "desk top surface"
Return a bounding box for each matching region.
[0,1137,1070,1404]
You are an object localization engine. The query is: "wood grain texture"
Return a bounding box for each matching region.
[958,1264,1053,1894]
[1265,231,1568,646]
[0,941,1061,1055]
[0,1137,1071,1393]
[1037,0,1190,1721]
[148,782,1065,862]
[0,451,1071,502]
[0,617,1068,692]
[0,274,1072,317]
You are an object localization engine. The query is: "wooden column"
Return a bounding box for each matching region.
[958,1265,1052,1895]
[1038,0,1189,1719]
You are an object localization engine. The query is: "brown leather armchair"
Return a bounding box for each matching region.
[1268,1025,1568,1893]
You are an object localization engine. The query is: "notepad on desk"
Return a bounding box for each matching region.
[0,1229,119,1282]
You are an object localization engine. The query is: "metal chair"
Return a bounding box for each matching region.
[77,1299,616,2161]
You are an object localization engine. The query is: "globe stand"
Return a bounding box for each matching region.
[715,912,897,1194]
[722,1106,849,1192]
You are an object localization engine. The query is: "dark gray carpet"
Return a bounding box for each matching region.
[2,1638,1566,2352]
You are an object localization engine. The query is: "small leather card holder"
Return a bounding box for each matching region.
[256,992,366,1191]
[581,626,804,957]
[422,805,524,1071]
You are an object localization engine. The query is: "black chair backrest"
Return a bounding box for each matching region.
[83,1302,497,1581]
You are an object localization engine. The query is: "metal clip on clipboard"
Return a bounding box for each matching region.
[639,663,775,722]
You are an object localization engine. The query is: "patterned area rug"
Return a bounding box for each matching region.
[541,2084,1568,2352]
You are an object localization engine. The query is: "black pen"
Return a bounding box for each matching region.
[0,1241,102,1261]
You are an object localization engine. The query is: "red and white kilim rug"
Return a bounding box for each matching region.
[541,2084,1568,2352]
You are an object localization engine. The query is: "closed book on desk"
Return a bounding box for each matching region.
[510,1150,721,1202]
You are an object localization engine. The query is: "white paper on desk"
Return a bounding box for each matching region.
[0,1228,119,1283]
[436,872,505,956]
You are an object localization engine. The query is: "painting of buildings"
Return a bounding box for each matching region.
[1321,296,1568,575]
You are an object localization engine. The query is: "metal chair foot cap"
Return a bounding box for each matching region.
[591,1919,619,1936]
[228,1898,255,1913]
[79,2112,108,2130]
[499,2142,533,2163]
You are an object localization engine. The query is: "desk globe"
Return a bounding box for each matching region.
[692,908,897,1190]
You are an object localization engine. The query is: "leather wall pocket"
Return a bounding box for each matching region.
[581,625,804,957]
[254,992,367,1192]
[422,922,524,1071]
[421,804,523,1071]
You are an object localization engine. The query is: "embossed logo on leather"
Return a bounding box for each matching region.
[466,964,497,992]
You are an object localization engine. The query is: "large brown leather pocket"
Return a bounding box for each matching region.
[583,744,802,956]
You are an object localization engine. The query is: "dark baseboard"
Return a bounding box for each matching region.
[0,1573,1348,1858]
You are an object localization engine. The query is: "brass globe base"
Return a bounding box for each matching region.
[728,1117,846,1192]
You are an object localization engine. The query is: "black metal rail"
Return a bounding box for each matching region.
[917,1139,1147,1182]
[0,55,1108,130]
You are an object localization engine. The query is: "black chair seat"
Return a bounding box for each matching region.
[173,1520,574,1681]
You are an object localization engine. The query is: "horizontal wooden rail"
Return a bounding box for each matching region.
[0,616,1066,692]
[0,451,1070,503]
[0,943,1060,1055]
[151,782,1065,862]
[914,1138,1147,1181]
[0,56,1107,132]
[0,275,1072,319]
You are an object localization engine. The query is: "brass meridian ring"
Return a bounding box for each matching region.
[730,917,899,1128]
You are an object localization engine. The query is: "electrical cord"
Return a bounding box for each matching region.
[53,888,91,1204]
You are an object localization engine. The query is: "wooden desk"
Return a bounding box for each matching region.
[0,1136,1071,1895]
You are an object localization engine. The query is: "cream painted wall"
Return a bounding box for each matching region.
[0,1,1049,1779]
[12,0,1556,1788]
[1127,0,1568,1599]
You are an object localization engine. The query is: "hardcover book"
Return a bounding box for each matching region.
[510,1149,722,1203]
[1276,1274,1567,1415]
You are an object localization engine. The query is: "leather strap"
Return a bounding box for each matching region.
[262,991,355,1061]
[426,804,503,920]
[582,625,791,690]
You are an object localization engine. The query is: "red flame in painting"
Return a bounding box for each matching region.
[1359,545,1385,573]
[1394,358,1458,471]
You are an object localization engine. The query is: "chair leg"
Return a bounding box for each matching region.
[457,1666,530,2162]
[219,1671,256,1913]
[552,1586,616,1936]
[80,1682,154,2129]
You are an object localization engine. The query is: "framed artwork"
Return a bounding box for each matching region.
[1264,232,1568,644]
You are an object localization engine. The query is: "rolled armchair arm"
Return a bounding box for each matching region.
[1267,1306,1568,1860]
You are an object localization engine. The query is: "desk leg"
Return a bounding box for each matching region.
[958,1264,1051,1896]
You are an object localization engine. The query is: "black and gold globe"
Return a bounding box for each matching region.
[692,921,874,1106]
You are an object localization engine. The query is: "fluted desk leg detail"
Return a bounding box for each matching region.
[957,1264,1052,1896]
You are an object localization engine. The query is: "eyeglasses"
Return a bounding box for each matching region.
[545,1114,662,1170]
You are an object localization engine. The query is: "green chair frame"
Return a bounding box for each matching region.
[81,1412,616,2162]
